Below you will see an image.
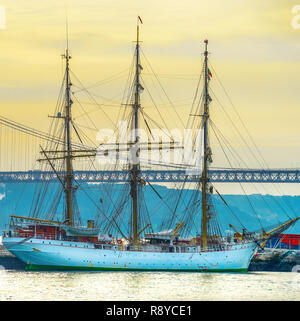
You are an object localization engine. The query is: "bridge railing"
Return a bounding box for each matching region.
[1,169,300,183]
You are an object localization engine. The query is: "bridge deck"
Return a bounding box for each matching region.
[0,169,299,183]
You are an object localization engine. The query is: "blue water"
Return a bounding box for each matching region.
[0,269,300,301]
[1,182,300,302]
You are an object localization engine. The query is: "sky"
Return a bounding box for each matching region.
[0,0,300,194]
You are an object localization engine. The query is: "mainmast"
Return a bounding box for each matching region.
[131,18,143,247]
[201,39,211,251]
[63,47,74,227]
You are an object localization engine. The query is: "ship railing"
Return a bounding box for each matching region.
[2,226,60,240]
[2,230,10,237]
[2,230,20,238]
[100,241,253,253]
[117,244,233,253]
[33,233,58,240]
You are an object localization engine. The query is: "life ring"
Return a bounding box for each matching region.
[117,239,122,245]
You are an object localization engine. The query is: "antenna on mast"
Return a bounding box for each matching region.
[66,15,69,52]
[137,15,143,44]
[65,8,70,52]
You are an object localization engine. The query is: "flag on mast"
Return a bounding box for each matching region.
[208,68,212,79]
[138,16,143,24]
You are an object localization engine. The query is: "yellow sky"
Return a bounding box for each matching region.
[0,0,300,177]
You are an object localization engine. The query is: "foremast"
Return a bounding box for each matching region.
[201,40,212,251]
[35,44,76,226]
[131,18,143,247]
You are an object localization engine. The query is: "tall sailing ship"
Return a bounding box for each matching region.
[2,20,299,271]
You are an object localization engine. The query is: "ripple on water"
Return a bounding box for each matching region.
[0,271,299,301]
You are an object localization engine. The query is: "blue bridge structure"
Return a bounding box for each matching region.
[0,169,300,183]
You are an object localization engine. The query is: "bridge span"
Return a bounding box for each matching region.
[0,169,300,183]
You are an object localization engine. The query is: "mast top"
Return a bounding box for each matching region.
[63,14,72,60]
[136,16,143,44]
[204,39,208,56]
[137,15,143,25]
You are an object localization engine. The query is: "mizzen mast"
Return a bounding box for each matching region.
[201,39,211,251]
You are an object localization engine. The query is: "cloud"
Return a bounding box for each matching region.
[0,0,299,176]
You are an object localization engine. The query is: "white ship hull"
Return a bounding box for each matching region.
[3,237,258,272]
